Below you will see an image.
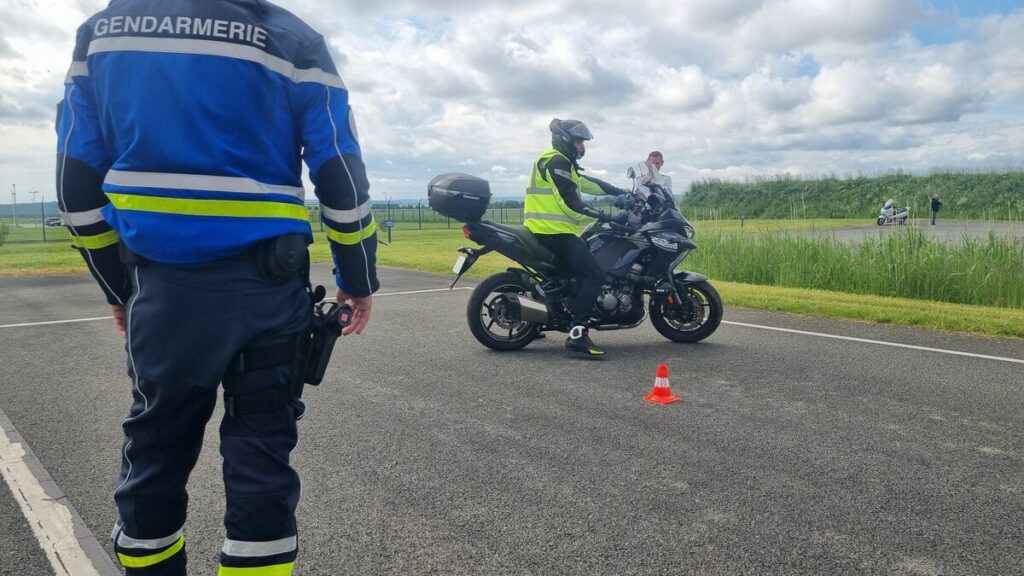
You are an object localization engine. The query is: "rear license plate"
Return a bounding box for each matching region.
[452,255,467,274]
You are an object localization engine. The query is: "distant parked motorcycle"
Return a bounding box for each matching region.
[426,169,722,351]
[877,200,910,226]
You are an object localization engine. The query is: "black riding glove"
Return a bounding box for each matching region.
[610,211,631,225]
[596,212,613,223]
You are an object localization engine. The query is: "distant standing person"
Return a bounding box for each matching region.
[632,151,673,198]
[930,193,943,225]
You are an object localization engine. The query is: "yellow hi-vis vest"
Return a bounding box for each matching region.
[523,148,609,235]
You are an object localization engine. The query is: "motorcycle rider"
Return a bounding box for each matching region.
[882,199,896,219]
[524,118,626,357]
[881,199,908,224]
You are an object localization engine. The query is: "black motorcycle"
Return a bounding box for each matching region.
[427,171,723,351]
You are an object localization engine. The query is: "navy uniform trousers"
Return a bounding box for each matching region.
[111,252,309,575]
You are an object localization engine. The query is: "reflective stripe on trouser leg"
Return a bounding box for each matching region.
[113,523,186,575]
[218,563,295,575]
[218,536,297,575]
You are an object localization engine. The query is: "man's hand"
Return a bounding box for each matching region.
[610,211,631,225]
[335,289,372,335]
[111,304,126,338]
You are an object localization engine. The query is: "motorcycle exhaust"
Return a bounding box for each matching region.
[502,294,549,324]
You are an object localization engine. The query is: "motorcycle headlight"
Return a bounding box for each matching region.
[684,224,695,239]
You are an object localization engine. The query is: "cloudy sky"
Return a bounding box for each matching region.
[1,0,1022,202]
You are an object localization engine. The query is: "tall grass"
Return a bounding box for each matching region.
[687,228,1024,309]
[681,170,1024,220]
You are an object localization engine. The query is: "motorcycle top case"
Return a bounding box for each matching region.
[428,173,492,221]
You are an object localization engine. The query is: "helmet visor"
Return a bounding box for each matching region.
[567,123,593,141]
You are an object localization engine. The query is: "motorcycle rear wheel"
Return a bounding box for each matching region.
[649,280,723,343]
[466,271,539,351]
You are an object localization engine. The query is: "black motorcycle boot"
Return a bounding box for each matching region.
[565,325,605,357]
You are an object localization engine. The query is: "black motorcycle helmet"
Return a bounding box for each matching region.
[550,118,593,160]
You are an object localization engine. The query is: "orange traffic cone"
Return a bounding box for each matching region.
[645,363,680,404]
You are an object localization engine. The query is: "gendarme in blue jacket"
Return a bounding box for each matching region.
[57,0,379,304]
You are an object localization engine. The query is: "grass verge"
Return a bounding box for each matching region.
[3,225,1020,339]
[717,281,1024,339]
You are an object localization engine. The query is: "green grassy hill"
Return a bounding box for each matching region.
[680,170,1024,220]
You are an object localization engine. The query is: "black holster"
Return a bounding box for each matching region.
[224,234,352,416]
[303,302,352,387]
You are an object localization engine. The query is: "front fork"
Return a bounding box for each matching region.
[654,271,707,312]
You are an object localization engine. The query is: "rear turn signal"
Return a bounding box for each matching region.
[462,225,471,239]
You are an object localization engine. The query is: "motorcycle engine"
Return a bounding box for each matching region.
[597,286,635,314]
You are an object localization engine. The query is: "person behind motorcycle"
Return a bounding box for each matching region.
[632,151,673,200]
[524,118,626,357]
[882,199,896,218]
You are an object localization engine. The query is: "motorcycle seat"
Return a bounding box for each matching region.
[480,221,559,265]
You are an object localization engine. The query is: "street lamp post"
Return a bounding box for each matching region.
[29,191,43,242]
[10,184,16,227]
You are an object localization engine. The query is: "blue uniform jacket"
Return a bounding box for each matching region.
[57,0,379,303]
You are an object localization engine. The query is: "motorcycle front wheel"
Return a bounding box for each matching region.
[649,280,723,343]
[466,271,539,351]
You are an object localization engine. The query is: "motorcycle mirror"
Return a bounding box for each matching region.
[626,166,635,179]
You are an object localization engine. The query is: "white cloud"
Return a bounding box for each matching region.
[976,13,1024,98]
[0,0,1021,202]
[738,0,923,55]
[801,61,894,125]
[648,66,715,111]
[740,67,813,112]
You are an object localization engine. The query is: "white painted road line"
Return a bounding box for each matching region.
[723,320,1024,365]
[3,290,1019,365]
[0,407,120,576]
[325,286,473,300]
[0,317,114,330]
[0,287,474,330]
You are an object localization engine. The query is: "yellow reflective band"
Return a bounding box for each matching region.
[325,219,377,245]
[117,536,185,568]
[70,229,120,250]
[218,562,295,576]
[106,193,308,220]
[578,177,607,196]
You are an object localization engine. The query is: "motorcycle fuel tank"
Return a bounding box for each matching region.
[587,233,647,278]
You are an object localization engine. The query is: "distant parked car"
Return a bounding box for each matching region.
[44,217,64,227]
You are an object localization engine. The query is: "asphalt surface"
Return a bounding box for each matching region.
[1,266,1022,575]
